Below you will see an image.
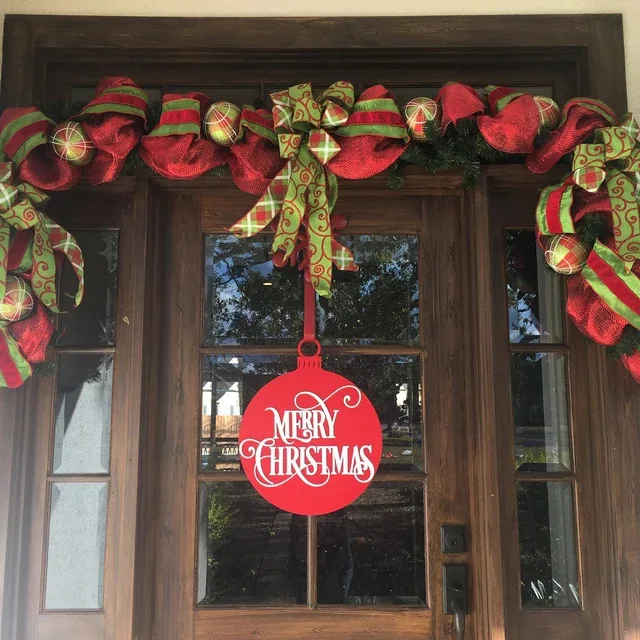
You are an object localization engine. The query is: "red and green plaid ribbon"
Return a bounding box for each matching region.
[230,81,407,296]
[0,162,84,312]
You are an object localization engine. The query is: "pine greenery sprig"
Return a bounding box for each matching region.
[607,326,640,358]
[396,118,511,187]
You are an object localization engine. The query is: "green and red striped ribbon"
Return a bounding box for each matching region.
[582,241,640,329]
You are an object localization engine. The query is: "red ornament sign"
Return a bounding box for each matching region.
[239,356,382,516]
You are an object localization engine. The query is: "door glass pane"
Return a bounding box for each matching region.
[505,230,563,344]
[318,235,419,345]
[201,355,296,472]
[197,482,306,606]
[203,235,303,346]
[511,353,571,472]
[53,354,114,475]
[201,355,422,473]
[44,482,108,610]
[58,231,119,347]
[324,355,422,471]
[317,482,426,605]
[517,481,580,609]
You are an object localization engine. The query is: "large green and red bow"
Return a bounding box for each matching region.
[535,107,640,373]
[0,162,85,387]
[537,114,640,269]
[229,82,408,296]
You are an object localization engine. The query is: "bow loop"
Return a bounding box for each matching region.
[0,161,84,311]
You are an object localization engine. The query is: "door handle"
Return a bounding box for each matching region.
[450,597,465,640]
[443,564,467,640]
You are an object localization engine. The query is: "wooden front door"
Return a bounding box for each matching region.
[1,14,636,640]
[150,186,477,639]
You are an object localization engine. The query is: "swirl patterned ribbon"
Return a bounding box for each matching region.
[0,162,85,312]
[571,114,640,268]
[229,82,408,297]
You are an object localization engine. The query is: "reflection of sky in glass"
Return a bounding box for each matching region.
[204,236,303,345]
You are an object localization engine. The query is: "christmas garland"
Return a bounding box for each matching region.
[0,78,639,388]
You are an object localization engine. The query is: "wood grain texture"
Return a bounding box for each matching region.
[463,178,506,640]
[103,178,151,640]
[193,608,431,639]
[152,195,202,639]
[421,195,474,637]
[5,15,594,51]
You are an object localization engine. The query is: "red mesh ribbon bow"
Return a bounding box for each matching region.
[435,82,485,130]
[0,107,81,190]
[139,92,229,179]
[477,86,541,153]
[228,82,408,297]
[75,77,150,184]
[0,162,84,387]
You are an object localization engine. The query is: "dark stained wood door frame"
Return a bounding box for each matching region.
[0,13,632,640]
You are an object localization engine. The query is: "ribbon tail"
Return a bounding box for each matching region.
[272,147,316,260]
[30,218,59,312]
[306,166,334,298]
[0,222,10,302]
[0,325,32,389]
[228,161,292,238]
[44,217,85,307]
[605,169,640,270]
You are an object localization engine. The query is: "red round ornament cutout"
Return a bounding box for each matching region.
[239,361,382,516]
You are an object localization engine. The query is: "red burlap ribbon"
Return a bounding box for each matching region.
[477,86,540,153]
[139,92,229,179]
[76,77,149,185]
[230,111,289,195]
[527,98,618,174]
[622,351,640,382]
[0,107,81,191]
[435,83,485,130]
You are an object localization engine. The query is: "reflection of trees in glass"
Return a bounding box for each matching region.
[329,484,426,604]
[204,234,418,346]
[320,236,419,344]
[204,236,303,345]
[200,483,305,605]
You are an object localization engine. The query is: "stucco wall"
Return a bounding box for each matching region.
[0,1,639,112]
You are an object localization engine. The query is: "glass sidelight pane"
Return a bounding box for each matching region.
[197,482,306,606]
[44,482,108,610]
[53,355,114,475]
[318,235,419,345]
[517,482,580,609]
[511,353,571,472]
[58,231,119,347]
[505,230,563,344]
[203,235,303,345]
[317,483,426,605]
